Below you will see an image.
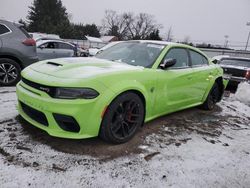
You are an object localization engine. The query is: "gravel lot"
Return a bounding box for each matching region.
[0,84,250,188]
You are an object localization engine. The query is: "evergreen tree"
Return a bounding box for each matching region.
[145,29,162,40]
[27,0,72,38]
[83,24,100,37]
[18,19,28,30]
[70,23,100,39]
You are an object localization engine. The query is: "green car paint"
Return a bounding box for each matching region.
[16,41,226,139]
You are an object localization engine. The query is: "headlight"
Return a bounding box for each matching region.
[54,88,99,99]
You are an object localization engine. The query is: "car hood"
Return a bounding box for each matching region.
[29,57,144,79]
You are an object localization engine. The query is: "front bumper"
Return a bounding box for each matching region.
[16,82,105,139]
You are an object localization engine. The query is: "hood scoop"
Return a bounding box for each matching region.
[46,62,63,66]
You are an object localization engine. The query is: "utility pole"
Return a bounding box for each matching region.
[245,22,250,51]
[224,35,229,48]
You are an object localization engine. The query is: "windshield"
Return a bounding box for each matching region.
[96,41,165,67]
[220,58,250,68]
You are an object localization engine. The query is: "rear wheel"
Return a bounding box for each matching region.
[100,92,145,144]
[201,83,220,110]
[0,58,21,86]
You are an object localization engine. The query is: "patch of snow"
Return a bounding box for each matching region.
[0,85,250,187]
[235,82,250,106]
[0,87,18,120]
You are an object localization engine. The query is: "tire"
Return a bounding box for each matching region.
[100,92,145,144]
[0,58,21,86]
[201,82,220,110]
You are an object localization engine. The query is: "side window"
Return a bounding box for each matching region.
[202,56,209,65]
[0,24,11,35]
[41,42,57,49]
[58,43,73,50]
[164,48,189,68]
[190,50,208,66]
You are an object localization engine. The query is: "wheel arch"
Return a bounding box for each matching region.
[115,89,146,109]
[101,81,149,124]
[109,89,147,125]
[215,76,224,102]
[0,55,23,69]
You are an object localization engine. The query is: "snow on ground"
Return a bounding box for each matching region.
[235,82,250,105]
[0,84,250,188]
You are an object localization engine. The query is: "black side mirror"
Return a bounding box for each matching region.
[160,58,177,69]
[211,59,221,64]
[212,59,218,64]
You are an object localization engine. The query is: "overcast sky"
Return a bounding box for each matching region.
[1,0,250,49]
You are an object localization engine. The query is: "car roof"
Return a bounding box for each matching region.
[220,56,250,61]
[118,40,208,58]
[122,40,176,46]
[0,19,23,27]
[119,40,200,50]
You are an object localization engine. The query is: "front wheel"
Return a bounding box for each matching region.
[0,58,21,86]
[201,83,220,110]
[100,92,145,144]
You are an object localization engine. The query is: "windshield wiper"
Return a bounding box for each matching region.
[110,59,128,65]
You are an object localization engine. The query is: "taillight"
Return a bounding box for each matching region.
[245,70,250,80]
[22,38,36,46]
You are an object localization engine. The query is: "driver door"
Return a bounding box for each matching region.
[155,47,195,115]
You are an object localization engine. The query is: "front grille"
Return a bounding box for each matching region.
[20,101,48,126]
[21,77,56,97]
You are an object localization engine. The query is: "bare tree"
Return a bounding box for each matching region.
[166,26,173,42]
[127,13,161,40]
[102,10,161,40]
[101,10,131,40]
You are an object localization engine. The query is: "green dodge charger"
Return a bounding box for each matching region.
[16,41,227,143]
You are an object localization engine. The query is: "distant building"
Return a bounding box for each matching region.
[83,36,105,49]
[100,36,119,43]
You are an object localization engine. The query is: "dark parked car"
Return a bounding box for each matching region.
[0,19,38,86]
[213,56,250,90]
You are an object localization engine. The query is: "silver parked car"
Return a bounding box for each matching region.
[0,19,38,86]
[36,40,76,60]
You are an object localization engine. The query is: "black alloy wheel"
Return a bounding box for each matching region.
[100,92,145,144]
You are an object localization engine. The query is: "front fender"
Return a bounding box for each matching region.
[99,79,152,118]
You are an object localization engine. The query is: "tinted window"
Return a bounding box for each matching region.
[220,59,250,68]
[164,48,189,68]
[190,50,208,66]
[202,56,209,65]
[0,24,10,35]
[58,43,73,50]
[40,42,58,49]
